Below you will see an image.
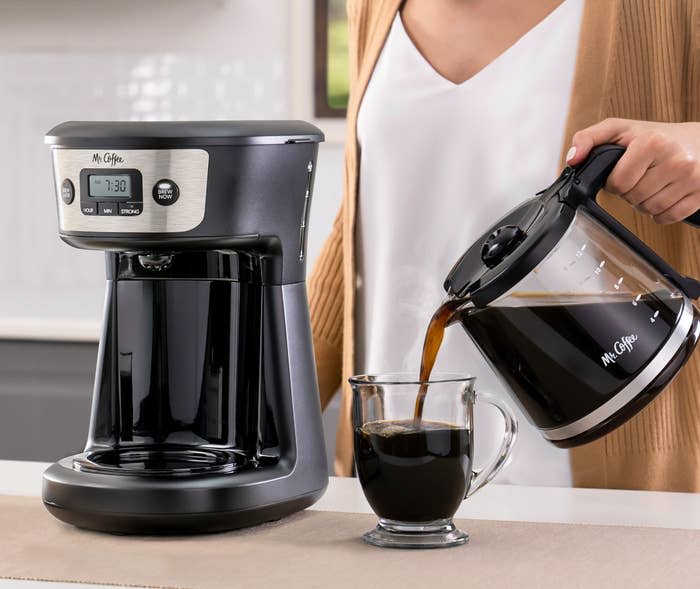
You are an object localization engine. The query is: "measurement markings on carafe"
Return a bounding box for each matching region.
[565,243,588,271]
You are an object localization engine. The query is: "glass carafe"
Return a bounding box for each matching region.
[455,207,699,445]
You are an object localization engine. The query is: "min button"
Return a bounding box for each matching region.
[98,202,118,216]
[152,179,179,206]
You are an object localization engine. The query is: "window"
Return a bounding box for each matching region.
[314,0,349,117]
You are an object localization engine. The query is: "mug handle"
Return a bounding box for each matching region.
[465,390,518,498]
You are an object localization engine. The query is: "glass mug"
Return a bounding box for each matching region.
[350,373,517,549]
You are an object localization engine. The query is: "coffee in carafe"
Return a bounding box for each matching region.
[457,290,685,430]
[415,289,684,429]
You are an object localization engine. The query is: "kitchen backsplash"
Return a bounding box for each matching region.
[0,0,344,340]
[0,51,288,337]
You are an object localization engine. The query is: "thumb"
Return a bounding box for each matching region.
[565,118,631,165]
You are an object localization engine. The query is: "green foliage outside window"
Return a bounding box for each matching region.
[316,0,348,116]
[327,2,349,110]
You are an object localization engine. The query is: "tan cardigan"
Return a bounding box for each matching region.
[309,0,700,490]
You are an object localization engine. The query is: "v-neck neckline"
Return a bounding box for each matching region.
[395,0,573,89]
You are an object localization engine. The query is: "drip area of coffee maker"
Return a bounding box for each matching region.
[72,250,274,479]
[42,121,328,534]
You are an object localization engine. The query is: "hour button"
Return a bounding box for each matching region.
[152,179,179,206]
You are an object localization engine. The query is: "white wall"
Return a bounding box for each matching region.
[0,0,345,339]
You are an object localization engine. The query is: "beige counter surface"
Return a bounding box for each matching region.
[2,461,700,589]
[2,494,700,589]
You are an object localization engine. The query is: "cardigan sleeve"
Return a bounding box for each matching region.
[308,0,369,411]
[346,0,366,87]
[308,207,344,410]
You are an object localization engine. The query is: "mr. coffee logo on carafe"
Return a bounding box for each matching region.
[601,334,639,367]
[92,152,125,167]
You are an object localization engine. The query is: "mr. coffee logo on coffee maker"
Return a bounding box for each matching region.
[601,334,639,367]
[92,152,125,167]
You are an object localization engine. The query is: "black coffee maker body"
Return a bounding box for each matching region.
[43,121,328,533]
[445,145,700,448]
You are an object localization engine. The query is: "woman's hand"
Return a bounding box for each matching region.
[566,119,700,224]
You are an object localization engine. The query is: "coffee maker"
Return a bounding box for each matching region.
[43,121,328,533]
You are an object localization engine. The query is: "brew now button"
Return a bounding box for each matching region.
[152,179,179,206]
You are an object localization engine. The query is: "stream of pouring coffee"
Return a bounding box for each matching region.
[413,297,466,421]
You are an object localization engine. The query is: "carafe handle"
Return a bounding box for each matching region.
[465,391,517,498]
[567,144,700,299]
[569,143,700,226]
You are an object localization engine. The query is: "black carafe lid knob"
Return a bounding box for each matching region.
[481,225,526,268]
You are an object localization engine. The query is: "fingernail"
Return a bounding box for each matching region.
[566,146,577,162]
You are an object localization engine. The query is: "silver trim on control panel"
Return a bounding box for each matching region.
[542,296,696,442]
[51,149,209,233]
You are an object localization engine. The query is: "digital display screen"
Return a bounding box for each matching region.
[89,175,131,198]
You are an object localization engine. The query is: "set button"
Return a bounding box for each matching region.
[61,179,74,205]
[153,179,179,206]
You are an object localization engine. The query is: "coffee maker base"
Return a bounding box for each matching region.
[43,497,319,535]
[42,458,327,535]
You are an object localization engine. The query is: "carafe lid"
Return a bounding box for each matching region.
[444,170,576,306]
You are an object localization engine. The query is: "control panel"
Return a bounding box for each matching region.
[79,168,144,217]
[51,149,209,233]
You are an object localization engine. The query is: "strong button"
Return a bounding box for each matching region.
[152,179,179,206]
[119,202,143,216]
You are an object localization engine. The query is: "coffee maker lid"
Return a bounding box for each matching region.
[443,170,576,307]
[45,120,325,148]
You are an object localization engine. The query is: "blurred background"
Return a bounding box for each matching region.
[0,0,348,469]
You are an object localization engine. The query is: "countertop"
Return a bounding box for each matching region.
[2,459,700,589]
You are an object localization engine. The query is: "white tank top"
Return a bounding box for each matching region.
[355,0,584,486]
